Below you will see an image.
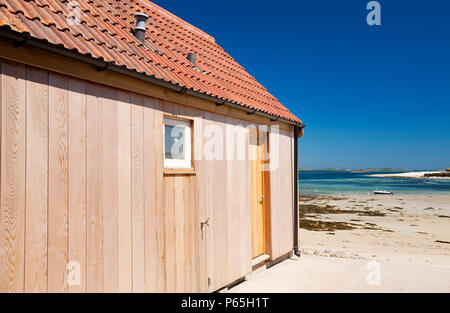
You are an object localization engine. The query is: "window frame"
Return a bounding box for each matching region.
[163,117,192,170]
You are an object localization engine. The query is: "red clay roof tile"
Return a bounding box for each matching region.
[0,0,301,123]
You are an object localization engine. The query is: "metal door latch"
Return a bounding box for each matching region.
[200,217,210,239]
[201,217,210,230]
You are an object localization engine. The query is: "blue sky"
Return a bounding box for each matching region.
[151,0,450,170]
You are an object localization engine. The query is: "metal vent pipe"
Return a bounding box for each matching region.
[135,12,149,44]
[187,52,197,66]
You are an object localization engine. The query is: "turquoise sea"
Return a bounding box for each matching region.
[299,170,450,195]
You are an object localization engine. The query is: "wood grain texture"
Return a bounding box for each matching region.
[269,129,294,259]
[143,98,156,292]
[25,67,49,292]
[174,176,186,293]
[0,61,2,236]
[203,111,215,291]
[262,131,273,259]
[117,90,132,293]
[212,114,228,289]
[226,119,243,283]
[48,72,69,293]
[163,173,200,292]
[191,107,207,292]
[0,61,26,292]
[250,130,265,258]
[68,78,87,292]
[203,111,216,291]
[86,82,103,292]
[163,175,175,292]
[153,100,166,292]
[143,96,165,292]
[226,120,238,282]
[186,175,196,292]
[0,59,296,293]
[0,61,2,231]
[239,123,252,276]
[131,94,145,292]
[102,86,118,292]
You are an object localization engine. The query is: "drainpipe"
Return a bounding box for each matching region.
[293,125,303,257]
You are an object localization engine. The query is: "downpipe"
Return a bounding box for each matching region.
[293,125,304,257]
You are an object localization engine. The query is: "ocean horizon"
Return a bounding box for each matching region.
[299,170,450,195]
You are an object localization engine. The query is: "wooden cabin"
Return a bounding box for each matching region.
[0,0,304,293]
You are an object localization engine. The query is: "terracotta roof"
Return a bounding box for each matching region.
[0,0,302,124]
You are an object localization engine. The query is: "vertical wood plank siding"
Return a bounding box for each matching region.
[0,60,295,293]
[269,129,295,259]
[25,68,49,292]
[0,62,26,292]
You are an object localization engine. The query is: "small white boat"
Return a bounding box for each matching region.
[374,190,394,195]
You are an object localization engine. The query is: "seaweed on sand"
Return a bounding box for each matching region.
[300,219,357,231]
[357,210,386,217]
[299,203,385,217]
[300,219,393,233]
[387,207,403,212]
[299,195,347,201]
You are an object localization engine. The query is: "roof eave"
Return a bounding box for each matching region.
[0,27,304,127]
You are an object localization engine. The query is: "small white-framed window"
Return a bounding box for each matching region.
[163,117,192,169]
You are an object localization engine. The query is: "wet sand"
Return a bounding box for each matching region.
[299,194,450,268]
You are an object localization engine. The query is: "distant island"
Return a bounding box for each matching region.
[311,168,409,173]
[297,168,449,176]
[350,168,406,173]
[369,168,450,179]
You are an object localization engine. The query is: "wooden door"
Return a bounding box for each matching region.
[250,131,266,258]
[163,174,206,292]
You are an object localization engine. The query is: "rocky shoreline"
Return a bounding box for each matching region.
[424,169,450,178]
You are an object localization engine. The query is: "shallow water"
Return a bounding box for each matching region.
[299,170,450,195]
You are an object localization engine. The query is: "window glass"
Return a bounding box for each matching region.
[164,124,185,160]
[163,118,191,169]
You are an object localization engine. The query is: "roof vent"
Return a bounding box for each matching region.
[135,12,149,44]
[187,52,197,66]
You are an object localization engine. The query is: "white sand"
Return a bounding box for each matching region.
[298,194,450,268]
[230,193,450,292]
[369,171,447,179]
[230,255,450,293]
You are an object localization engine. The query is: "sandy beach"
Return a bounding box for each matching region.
[299,193,450,268]
[231,193,450,292]
[369,171,450,179]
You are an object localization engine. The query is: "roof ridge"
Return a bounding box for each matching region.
[140,0,215,43]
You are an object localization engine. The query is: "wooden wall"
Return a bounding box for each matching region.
[269,129,295,260]
[0,59,294,293]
